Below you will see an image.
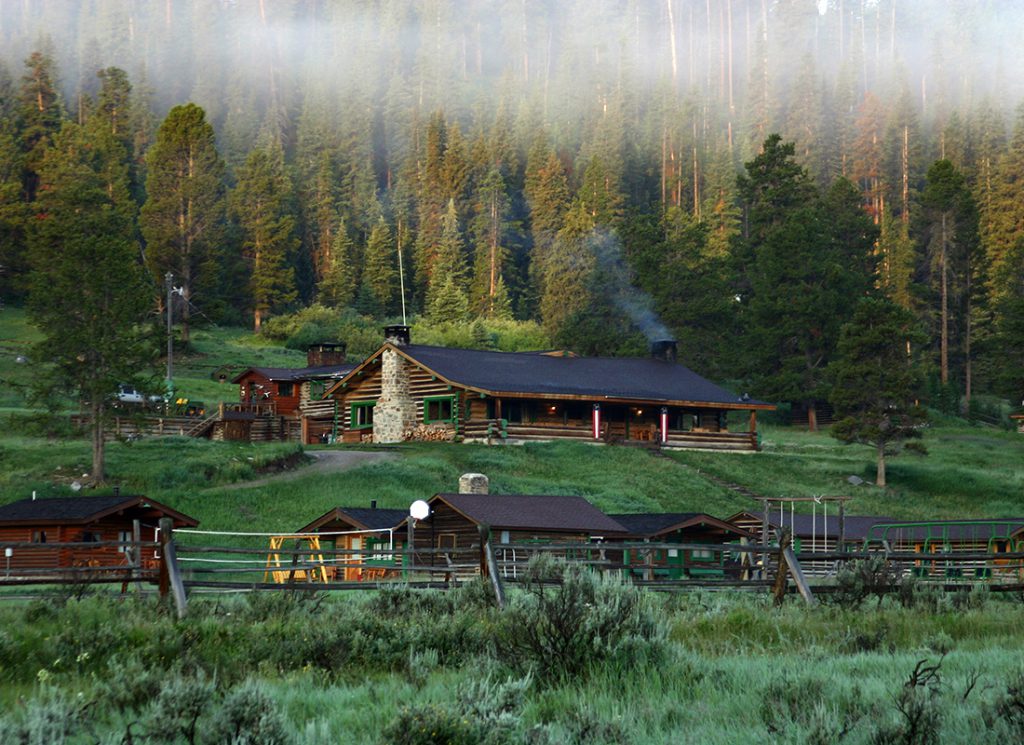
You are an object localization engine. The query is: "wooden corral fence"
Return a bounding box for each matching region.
[8,520,1024,617]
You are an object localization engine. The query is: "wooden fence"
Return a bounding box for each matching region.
[7,520,1024,618]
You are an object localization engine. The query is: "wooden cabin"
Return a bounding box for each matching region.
[312,326,774,451]
[410,492,627,576]
[0,495,198,575]
[607,513,753,579]
[220,343,354,442]
[1012,413,1024,433]
[296,504,407,581]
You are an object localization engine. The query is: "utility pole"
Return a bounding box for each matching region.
[165,272,174,401]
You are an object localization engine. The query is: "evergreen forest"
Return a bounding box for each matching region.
[2,0,1024,415]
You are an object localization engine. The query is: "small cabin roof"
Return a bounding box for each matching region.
[431,493,627,534]
[298,506,408,533]
[728,510,892,541]
[609,512,753,539]
[232,364,355,384]
[0,495,198,527]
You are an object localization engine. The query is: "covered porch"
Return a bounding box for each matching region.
[464,397,764,451]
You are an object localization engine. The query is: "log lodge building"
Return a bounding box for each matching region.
[301,325,773,451]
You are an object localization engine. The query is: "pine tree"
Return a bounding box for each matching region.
[985,104,1024,303]
[524,144,569,311]
[18,50,65,200]
[922,159,980,393]
[470,166,514,317]
[829,297,928,487]
[989,239,1024,398]
[140,103,226,343]
[229,142,298,332]
[318,218,358,308]
[540,200,596,337]
[27,122,154,481]
[361,217,397,315]
[425,198,469,321]
[737,135,877,430]
[0,132,28,301]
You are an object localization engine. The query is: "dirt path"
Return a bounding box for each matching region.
[216,449,395,491]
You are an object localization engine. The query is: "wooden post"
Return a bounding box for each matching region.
[131,518,143,593]
[782,544,816,606]
[406,517,415,577]
[159,517,187,619]
[772,527,791,606]
[838,500,846,552]
[760,499,770,580]
[479,524,505,609]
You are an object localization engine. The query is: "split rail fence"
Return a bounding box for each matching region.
[6,520,1024,618]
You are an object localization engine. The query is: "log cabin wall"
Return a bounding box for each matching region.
[237,371,299,416]
[334,360,470,436]
[0,518,161,571]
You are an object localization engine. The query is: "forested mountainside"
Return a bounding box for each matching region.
[1,0,1023,408]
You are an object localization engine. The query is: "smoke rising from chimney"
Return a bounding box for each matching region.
[588,229,673,343]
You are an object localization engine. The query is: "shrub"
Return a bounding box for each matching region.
[0,689,84,745]
[984,670,1024,737]
[206,680,293,745]
[831,557,901,608]
[498,555,663,683]
[144,671,216,745]
[380,675,531,745]
[872,658,944,745]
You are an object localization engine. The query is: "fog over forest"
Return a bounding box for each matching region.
[2,1,1022,157]
[3,0,1024,412]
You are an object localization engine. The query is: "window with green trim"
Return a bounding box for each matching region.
[424,395,456,423]
[309,381,326,400]
[351,401,376,429]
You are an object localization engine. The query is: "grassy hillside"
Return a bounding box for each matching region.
[1,423,1023,533]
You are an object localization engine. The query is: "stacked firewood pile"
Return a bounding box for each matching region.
[402,423,453,442]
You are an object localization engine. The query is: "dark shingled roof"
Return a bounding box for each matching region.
[434,493,627,534]
[609,512,751,538]
[297,506,408,533]
[233,364,355,383]
[388,344,770,407]
[337,508,408,530]
[0,495,198,526]
[736,511,892,541]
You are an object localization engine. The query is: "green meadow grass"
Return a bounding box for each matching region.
[2,419,1024,534]
[2,590,1023,743]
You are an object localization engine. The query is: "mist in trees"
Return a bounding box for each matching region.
[1,1,1023,414]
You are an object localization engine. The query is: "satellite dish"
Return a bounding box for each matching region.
[409,500,430,520]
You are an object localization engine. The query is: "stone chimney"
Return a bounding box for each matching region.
[384,324,411,346]
[650,339,678,364]
[458,473,489,494]
[307,342,347,367]
[373,329,416,443]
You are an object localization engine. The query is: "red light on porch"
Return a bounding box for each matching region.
[592,404,601,440]
[660,407,669,443]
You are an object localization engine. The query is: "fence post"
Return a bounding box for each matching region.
[131,518,144,593]
[782,544,817,606]
[772,528,791,606]
[159,517,187,619]
[479,524,505,609]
